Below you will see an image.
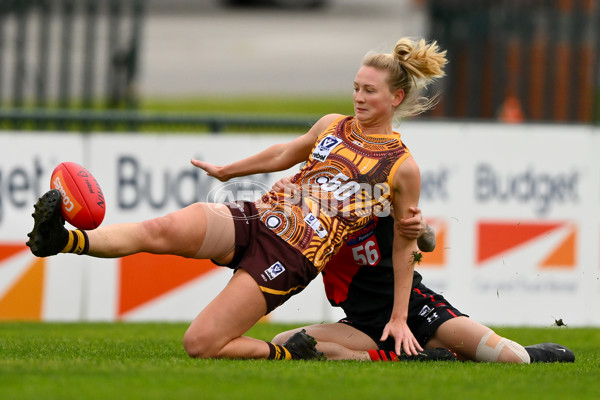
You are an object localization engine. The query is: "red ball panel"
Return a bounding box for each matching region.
[50,162,106,230]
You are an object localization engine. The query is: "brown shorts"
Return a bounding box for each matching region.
[212,201,319,314]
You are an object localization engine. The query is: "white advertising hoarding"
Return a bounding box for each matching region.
[0,123,598,326]
[402,123,599,326]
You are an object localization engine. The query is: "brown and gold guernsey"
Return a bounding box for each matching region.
[255,116,411,271]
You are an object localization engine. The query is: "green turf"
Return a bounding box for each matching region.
[5,95,355,115]
[1,96,354,133]
[0,322,598,400]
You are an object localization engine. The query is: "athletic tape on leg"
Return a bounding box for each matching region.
[476,331,530,363]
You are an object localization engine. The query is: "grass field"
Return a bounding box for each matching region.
[1,96,354,133]
[1,322,599,400]
[141,96,355,116]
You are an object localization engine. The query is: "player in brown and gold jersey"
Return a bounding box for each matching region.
[27,38,447,361]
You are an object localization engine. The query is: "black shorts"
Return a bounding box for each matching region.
[212,201,319,314]
[339,282,467,350]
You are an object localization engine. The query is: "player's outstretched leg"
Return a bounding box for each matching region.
[283,329,326,360]
[525,343,575,363]
[26,189,69,257]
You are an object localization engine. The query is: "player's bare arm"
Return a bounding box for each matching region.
[380,156,423,356]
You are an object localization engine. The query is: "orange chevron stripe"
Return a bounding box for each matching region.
[539,228,577,268]
[0,257,45,320]
[477,222,561,264]
[0,244,28,262]
[118,254,219,317]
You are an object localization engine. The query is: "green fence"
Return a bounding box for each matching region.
[0,0,144,110]
[2,0,599,131]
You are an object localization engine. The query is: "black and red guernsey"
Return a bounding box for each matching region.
[322,216,423,327]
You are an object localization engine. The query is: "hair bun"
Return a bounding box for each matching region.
[393,38,446,83]
[393,41,413,64]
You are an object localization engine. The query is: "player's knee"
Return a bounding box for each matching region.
[140,216,174,241]
[271,331,294,346]
[182,327,219,359]
[138,215,183,253]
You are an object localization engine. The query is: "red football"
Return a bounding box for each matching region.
[50,162,106,230]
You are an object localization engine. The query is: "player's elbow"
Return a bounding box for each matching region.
[417,233,436,252]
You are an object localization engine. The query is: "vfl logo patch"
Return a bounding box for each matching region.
[418,305,432,317]
[312,135,342,162]
[304,213,328,239]
[418,305,440,324]
[264,261,286,281]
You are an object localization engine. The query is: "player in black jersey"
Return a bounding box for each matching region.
[271,179,574,363]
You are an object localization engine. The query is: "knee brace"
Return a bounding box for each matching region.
[476,331,531,363]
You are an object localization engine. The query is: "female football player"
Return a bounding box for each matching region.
[27,38,447,360]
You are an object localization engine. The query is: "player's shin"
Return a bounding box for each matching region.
[475,331,530,363]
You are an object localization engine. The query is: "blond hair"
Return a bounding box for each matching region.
[362,38,447,119]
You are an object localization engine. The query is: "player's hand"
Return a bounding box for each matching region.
[190,159,228,182]
[397,206,426,240]
[380,318,423,356]
[272,177,300,199]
